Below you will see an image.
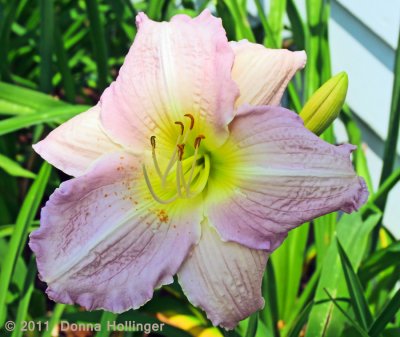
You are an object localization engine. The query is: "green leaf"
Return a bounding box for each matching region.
[220,0,255,42]
[271,223,309,321]
[286,0,305,50]
[265,0,287,47]
[322,289,370,337]
[95,311,118,337]
[11,255,37,337]
[54,22,76,103]
[39,0,54,93]
[253,0,276,47]
[147,0,166,20]
[0,81,65,112]
[359,241,400,282]
[0,99,34,116]
[0,163,51,326]
[336,239,372,329]
[313,212,337,268]
[85,0,109,91]
[245,313,259,337]
[305,212,381,337]
[261,262,279,337]
[283,267,320,335]
[286,301,312,337]
[368,289,400,337]
[42,303,66,337]
[377,27,400,206]
[0,105,89,136]
[0,153,36,178]
[340,105,374,193]
[0,223,39,239]
[366,168,400,215]
[0,0,19,80]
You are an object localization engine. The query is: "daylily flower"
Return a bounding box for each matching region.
[30,10,368,329]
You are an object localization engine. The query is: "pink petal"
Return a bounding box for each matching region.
[100,10,239,150]
[207,105,368,251]
[29,152,201,312]
[178,223,268,329]
[231,41,306,106]
[33,105,122,177]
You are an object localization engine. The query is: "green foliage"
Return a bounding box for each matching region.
[0,1,399,337]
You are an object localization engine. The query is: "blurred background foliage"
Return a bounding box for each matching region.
[0,0,399,337]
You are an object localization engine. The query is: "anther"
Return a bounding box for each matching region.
[175,121,184,135]
[150,135,156,149]
[177,144,185,161]
[194,135,206,149]
[150,136,162,179]
[184,114,195,130]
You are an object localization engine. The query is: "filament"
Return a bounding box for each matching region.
[185,146,199,194]
[150,136,162,179]
[143,164,177,204]
[162,134,182,186]
[145,114,208,204]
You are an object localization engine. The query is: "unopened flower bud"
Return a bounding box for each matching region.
[300,72,348,135]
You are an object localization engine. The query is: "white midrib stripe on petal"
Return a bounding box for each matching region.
[232,166,356,178]
[159,24,180,117]
[46,209,138,283]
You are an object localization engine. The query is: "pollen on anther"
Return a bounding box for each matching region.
[184,113,195,130]
[150,135,156,149]
[177,144,185,161]
[194,134,206,148]
[175,121,184,135]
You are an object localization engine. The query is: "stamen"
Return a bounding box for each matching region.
[150,135,156,149]
[176,160,183,197]
[146,115,208,203]
[161,122,185,186]
[185,135,206,196]
[142,164,177,204]
[179,159,189,195]
[184,114,195,130]
[177,144,185,161]
[194,134,206,149]
[150,136,162,179]
[174,121,184,135]
[175,144,189,196]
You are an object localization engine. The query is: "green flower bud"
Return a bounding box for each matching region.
[300,72,348,135]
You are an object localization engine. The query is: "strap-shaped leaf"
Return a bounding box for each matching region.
[359,241,400,282]
[337,239,373,329]
[323,289,370,337]
[368,289,400,337]
[0,153,36,179]
[0,163,51,326]
[0,105,89,136]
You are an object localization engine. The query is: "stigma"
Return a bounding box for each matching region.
[142,114,210,204]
